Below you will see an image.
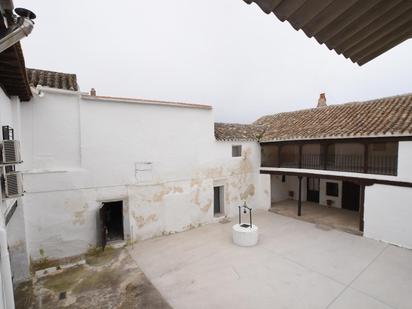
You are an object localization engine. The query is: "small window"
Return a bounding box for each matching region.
[232,145,242,157]
[326,182,339,197]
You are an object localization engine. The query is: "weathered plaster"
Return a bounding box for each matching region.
[19,91,270,261]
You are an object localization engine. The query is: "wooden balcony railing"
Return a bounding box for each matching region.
[277,154,398,176]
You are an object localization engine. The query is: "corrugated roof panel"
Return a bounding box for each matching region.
[244,0,412,65]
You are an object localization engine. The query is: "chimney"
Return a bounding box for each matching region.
[317,93,327,108]
[90,88,96,96]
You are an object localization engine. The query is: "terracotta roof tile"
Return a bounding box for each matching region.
[255,93,412,142]
[215,123,264,141]
[26,68,78,91]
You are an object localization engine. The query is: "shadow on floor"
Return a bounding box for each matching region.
[270,199,361,235]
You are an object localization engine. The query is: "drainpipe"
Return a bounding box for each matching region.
[0,8,36,53]
[0,268,4,309]
[0,227,14,309]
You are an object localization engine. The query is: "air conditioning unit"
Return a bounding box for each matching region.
[1,140,21,164]
[4,172,23,198]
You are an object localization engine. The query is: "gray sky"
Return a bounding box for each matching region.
[16,0,412,123]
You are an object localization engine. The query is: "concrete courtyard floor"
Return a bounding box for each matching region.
[270,200,360,235]
[129,210,412,309]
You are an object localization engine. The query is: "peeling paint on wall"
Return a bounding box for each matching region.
[240,184,256,201]
[72,205,88,226]
[132,212,159,229]
[200,199,212,213]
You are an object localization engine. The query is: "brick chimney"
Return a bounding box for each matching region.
[317,93,327,108]
[90,88,96,96]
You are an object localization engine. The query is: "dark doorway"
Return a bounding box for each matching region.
[307,177,320,203]
[100,201,124,249]
[214,186,223,216]
[342,182,360,211]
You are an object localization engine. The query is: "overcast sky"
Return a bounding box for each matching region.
[15,0,412,123]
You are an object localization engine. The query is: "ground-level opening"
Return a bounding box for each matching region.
[100,201,124,245]
[307,177,320,203]
[270,175,363,235]
[213,186,224,217]
[342,181,360,211]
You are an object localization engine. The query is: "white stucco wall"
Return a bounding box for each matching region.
[364,184,412,249]
[0,88,30,282]
[319,179,342,208]
[270,175,307,203]
[270,174,343,209]
[20,90,81,169]
[20,90,269,261]
[397,141,412,181]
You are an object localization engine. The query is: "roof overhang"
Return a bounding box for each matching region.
[244,0,412,65]
[0,42,31,101]
[0,3,32,101]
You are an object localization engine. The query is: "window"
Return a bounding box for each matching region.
[2,125,14,140]
[232,145,242,157]
[326,182,339,197]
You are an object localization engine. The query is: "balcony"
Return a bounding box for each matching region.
[261,141,398,176]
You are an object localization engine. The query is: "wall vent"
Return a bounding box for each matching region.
[4,172,23,198]
[1,140,22,164]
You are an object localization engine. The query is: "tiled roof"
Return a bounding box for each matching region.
[26,68,79,91]
[244,0,412,66]
[215,123,264,141]
[255,93,412,142]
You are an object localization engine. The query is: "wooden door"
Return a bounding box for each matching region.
[307,177,320,203]
[342,182,360,211]
[214,187,221,215]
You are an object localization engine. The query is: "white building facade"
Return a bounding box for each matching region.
[0,87,31,306]
[259,93,412,250]
[3,66,412,304]
[19,80,270,262]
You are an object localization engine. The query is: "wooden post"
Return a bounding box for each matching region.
[359,184,365,232]
[278,145,282,168]
[323,144,328,170]
[298,176,302,216]
[364,143,369,174]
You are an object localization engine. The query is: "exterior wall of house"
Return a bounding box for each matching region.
[364,184,412,249]
[0,88,30,283]
[270,175,343,208]
[20,90,270,261]
[319,179,342,208]
[397,141,412,181]
[270,175,307,203]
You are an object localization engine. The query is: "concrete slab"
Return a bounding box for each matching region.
[129,210,411,309]
[328,288,393,309]
[351,245,412,309]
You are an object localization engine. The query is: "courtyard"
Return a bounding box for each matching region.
[14,248,171,309]
[270,200,361,235]
[129,210,412,309]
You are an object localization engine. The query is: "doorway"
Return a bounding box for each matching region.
[214,186,224,216]
[100,201,124,249]
[342,182,360,211]
[307,177,320,203]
